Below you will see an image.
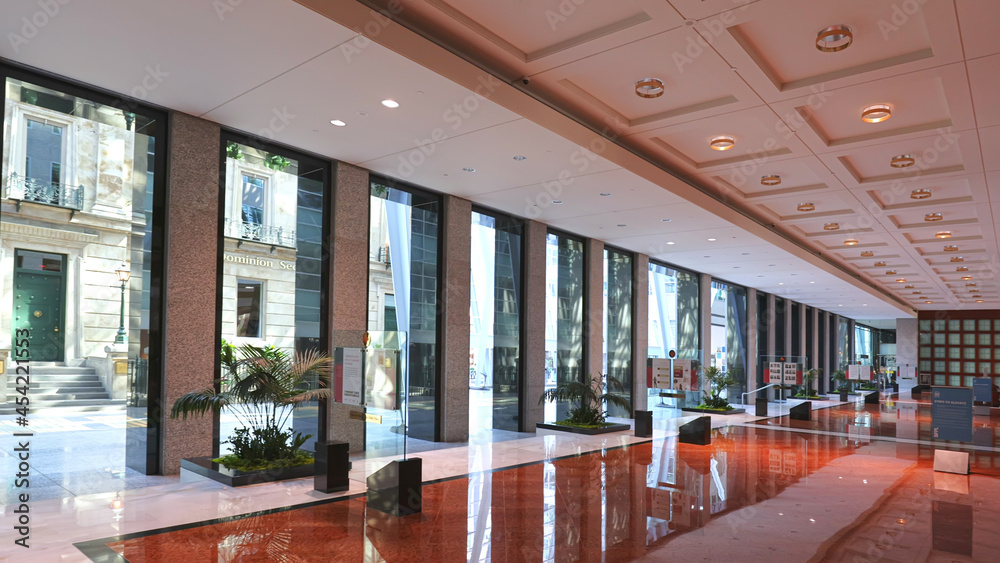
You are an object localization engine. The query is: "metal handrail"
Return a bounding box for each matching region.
[5,172,84,211]
[741,383,781,406]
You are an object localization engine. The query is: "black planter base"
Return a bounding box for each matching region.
[181,456,315,487]
[680,407,746,415]
[535,422,631,435]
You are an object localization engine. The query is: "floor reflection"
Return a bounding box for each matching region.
[105,406,1000,562]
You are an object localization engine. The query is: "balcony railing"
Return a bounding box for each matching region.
[225,218,296,248]
[4,172,84,213]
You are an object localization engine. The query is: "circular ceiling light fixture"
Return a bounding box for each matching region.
[635,78,665,99]
[816,24,853,52]
[972,294,982,298]
[797,202,816,212]
[912,291,921,295]
[861,104,892,123]
[463,167,476,173]
[950,256,964,263]
[861,250,874,257]
[890,154,916,168]
[875,261,887,267]
[911,188,932,200]
[885,269,897,275]
[935,231,952,239]
[925,300,933,304]
[513,155,527,161]
[329,119,346,127]
[761,175,781,186]
[824,223,840,231]
[844,238,859,246]
[924,212,943,222]
[710,136,735,151]
[943,245,959,252]
[551,200,563,205]
[976,299,985,303]
[896,278,906,283]
[961,276,973,281]
[904,285,915,289]
[381,99,400,108]
[966,282,977,287]
[956,266,969,272]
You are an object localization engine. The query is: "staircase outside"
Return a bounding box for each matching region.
[1,363,125,415]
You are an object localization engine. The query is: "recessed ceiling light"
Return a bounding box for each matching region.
[710,136,735,151]
[797,202,815,212]
[329,119,346,127]
[943,245,959,252]
[381,99,400,108]
[861,104,892,123]
[816,24,853,52]
[600,192,611,197]
[551,200,563,204]
[874,261,887,267]
[951,256,964,263]
[890,154,916,168]
[666,241,675,245]
[966,282,977,287]
[961,276,973,281]
[885,269,897,275]
[861,250,874,257]
[976,299,985,303]
[956,266,969,272]
[910,188,932,200]
[912,291,921,295]
[824,223,840,231]
[924,213,943,222]
[513,155,526,161]
[778,282,784,285]
[708,238,717,241]
[809,281,815,284]
[896,278,906,283]
[972,294,982,298]
[761,175,781,186]
[935,231,952,239]
[741,252,750,255]
[844,238,859,246]
[463,167,476,172]
[661,218,672,222]
[768,264,776,267]
[863,304,868,307]
[904,285,915,289]
[925,300,933,304]
[617,224,626,227]
[635,78,665,98]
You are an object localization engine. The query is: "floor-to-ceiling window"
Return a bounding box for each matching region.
[603,248,632,417]
[855,324,874,365]
[544,231,584,422]
[217,134,329,454]
[648,261,700,400]
[368,178,441,446]
[1,65,167,487]
[710,280,748,399]
[837,317,850,373]
[469,210,522,432]
[756,292,769,388]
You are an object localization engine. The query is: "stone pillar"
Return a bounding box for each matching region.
[798,302,807,362]
[328,162,369,453]
[746,288,758,400]
[584,238,604,380]
[440,195,471,442]
[823,311,832,393]
[699,273,712,390]
[632,253,649,411]
[811,308,820,394]
[766,293,776,400]
[522,220,547,430]
[160,113,220,475]
[784,299,793,359]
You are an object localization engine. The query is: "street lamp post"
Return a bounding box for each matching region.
[114,261,131,345]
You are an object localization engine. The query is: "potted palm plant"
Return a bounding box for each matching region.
[537,374,633,435]
[171,340,332,486]
[795,368,823,399]
[681,366,746,414]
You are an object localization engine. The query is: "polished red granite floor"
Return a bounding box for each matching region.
[90,406,1000,562]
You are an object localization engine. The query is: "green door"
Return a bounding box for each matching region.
[13,250,66,362]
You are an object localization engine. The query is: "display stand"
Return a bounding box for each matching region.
[314,440,350,493]
[366,458,422,516]
[634,410,653,438]
[679,416,711,445]
[755,398,768,417]
[789,402,811,421]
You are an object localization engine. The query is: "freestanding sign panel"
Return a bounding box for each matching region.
[768,362,783,384]
[648,358,672,389]
[783,363,800,385]
[859,365,872,381]
[931,386,973,442]
[342,348,363,406]
[848,365,860,380]
[673,360,694,391]
[973,377,992,404]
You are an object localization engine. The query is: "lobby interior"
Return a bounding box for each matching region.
[2,0,1000,561]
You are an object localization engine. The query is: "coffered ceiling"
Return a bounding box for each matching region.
[3,0,997,321]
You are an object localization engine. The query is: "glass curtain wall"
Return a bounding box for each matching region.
[756,292,769,388]
[855,324,874,365]
[603,248,632,417]
[647,262,678,359]
[217,136,328,454]
[368,179,440,444]
[1,68,166,476]
[544,231,584,422]
[837,318,850,372]
[469,210,522,432]
[709,281,748,399]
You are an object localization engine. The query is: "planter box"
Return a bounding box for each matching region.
[680,407,746,415]
[181,456,315,487]
[535,422,631,435]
